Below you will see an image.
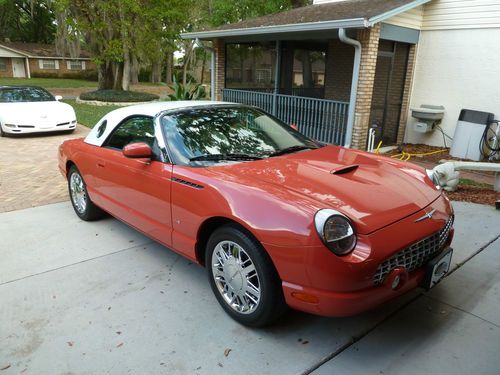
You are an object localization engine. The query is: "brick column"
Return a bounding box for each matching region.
[397,44,417,144]
[214,38,225,101]
[350,24,381,150]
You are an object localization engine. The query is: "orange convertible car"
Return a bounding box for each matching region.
[59,101,454,326]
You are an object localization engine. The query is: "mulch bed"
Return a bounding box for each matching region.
[386,144,499,207]
[445,186,499,207]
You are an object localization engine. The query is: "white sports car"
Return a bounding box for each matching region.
[0,86,77,136]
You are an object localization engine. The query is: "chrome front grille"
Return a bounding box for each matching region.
[373,216,454,285]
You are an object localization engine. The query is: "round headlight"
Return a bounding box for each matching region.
[314,209,357,256]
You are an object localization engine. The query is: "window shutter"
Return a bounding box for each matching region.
[55,60,59,69]
[82,61,86,70]
[67,61,71,70]
[38,59,44,69]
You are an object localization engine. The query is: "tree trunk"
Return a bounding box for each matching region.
[113,62,124,91]
[151,60,162,83]
[165,52,173,84]
[98,62,114,90]
[130,54,139,84]
[122,54,131,91]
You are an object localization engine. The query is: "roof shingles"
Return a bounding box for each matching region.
[202,0,422,32]
[0,42,91,59]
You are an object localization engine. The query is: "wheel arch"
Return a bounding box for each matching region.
[195,216,267,268]
[66,160,76,176]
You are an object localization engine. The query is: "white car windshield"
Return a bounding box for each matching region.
[0,87,55,102]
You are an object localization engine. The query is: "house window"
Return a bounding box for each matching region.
[225,42,276,90]
[0,58,7,71]
[67,60,86,70]
[39,59,59,70]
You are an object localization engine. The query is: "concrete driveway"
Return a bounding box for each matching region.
[0,201,498,374]
[0,125,89,213]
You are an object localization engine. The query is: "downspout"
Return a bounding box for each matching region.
[339,28,361,148]
[195,38,216,101]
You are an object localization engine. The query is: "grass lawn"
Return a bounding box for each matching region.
[0,77,98,88]
[64,100,120,128]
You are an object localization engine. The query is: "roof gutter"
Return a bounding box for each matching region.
[182,18,368,39]
[195,38,216,101]
[338,28,361,149]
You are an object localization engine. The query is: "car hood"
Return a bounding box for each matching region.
[208,146,441,234]
[0,101,76,123]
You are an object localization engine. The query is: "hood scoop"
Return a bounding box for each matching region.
[330,164,359,175]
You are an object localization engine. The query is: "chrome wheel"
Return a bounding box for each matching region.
[70,172,87,214]
[211,240,261,314]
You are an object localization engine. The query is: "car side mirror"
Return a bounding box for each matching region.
[123,142,152,159]
[55,95,63,101]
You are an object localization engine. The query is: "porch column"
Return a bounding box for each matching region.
[397,44,417,144]
[350,24,381,150]
[272,40,281,115]
[214,38,225,101]
[25,57,31,78]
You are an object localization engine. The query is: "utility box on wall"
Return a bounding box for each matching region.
[411,105,445,133]
[450,109,494,161]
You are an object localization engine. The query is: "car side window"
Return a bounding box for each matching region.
[105,116,156,150]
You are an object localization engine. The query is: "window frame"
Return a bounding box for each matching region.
[39,59,59,70]
[0,58,7,72]
[102,115,167,162]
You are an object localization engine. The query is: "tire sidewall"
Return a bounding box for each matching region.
[206,225,282,327]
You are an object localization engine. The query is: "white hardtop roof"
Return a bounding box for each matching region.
[84,100,234,147]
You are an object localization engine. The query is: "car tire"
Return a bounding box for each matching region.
[206,224,287,327]
[68,165,104,221]
[0,124,7,137]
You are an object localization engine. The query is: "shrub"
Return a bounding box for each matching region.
[79,90,159,103]
[167,76,206,101]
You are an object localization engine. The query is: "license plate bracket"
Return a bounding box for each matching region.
[422,247,453,290]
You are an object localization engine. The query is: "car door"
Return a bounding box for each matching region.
[92,116,173,247]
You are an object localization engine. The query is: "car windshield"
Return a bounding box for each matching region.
[161,106,321,166]
[0,87,55,102]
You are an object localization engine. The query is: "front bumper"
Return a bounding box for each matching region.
[266,194,454,317]
[2,121,77,134]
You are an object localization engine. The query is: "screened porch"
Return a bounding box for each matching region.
[221,40,351,146]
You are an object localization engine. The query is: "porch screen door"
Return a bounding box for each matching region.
[369,41,410,146]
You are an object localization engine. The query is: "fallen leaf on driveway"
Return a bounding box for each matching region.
[0,364,11,371]
[67,341,74,347]
[116,343,123,348]
[224,348,232,357]
[302,340,309,345]
[116,331,122,335]
[218,363,223,368]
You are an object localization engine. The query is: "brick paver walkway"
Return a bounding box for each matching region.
[0,125,90,213]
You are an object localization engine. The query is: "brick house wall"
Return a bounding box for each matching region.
[214,39,225,101]
[29,58,96,78]
[0,57,13,78]
[351,24,381,150]
[324,39,354,102]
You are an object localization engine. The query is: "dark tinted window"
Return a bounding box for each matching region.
[0,87,54,102]
[105,116,156,150]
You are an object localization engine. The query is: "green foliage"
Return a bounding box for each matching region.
[167,76,206,101]
[63,100,120,128]
[205,0,310,27]
[80,90,159,103]
[0,0,56,43]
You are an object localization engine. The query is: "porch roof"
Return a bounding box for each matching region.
[182,0,430,40]
[0,42,92,60]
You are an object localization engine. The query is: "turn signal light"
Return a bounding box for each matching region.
[291,292,319,304]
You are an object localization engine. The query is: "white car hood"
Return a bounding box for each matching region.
[0,101,76,124]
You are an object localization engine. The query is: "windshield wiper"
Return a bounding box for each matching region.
[267,145,317,157]
[189,153,263,162]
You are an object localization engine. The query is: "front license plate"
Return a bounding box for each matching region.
[423,248,453,290]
